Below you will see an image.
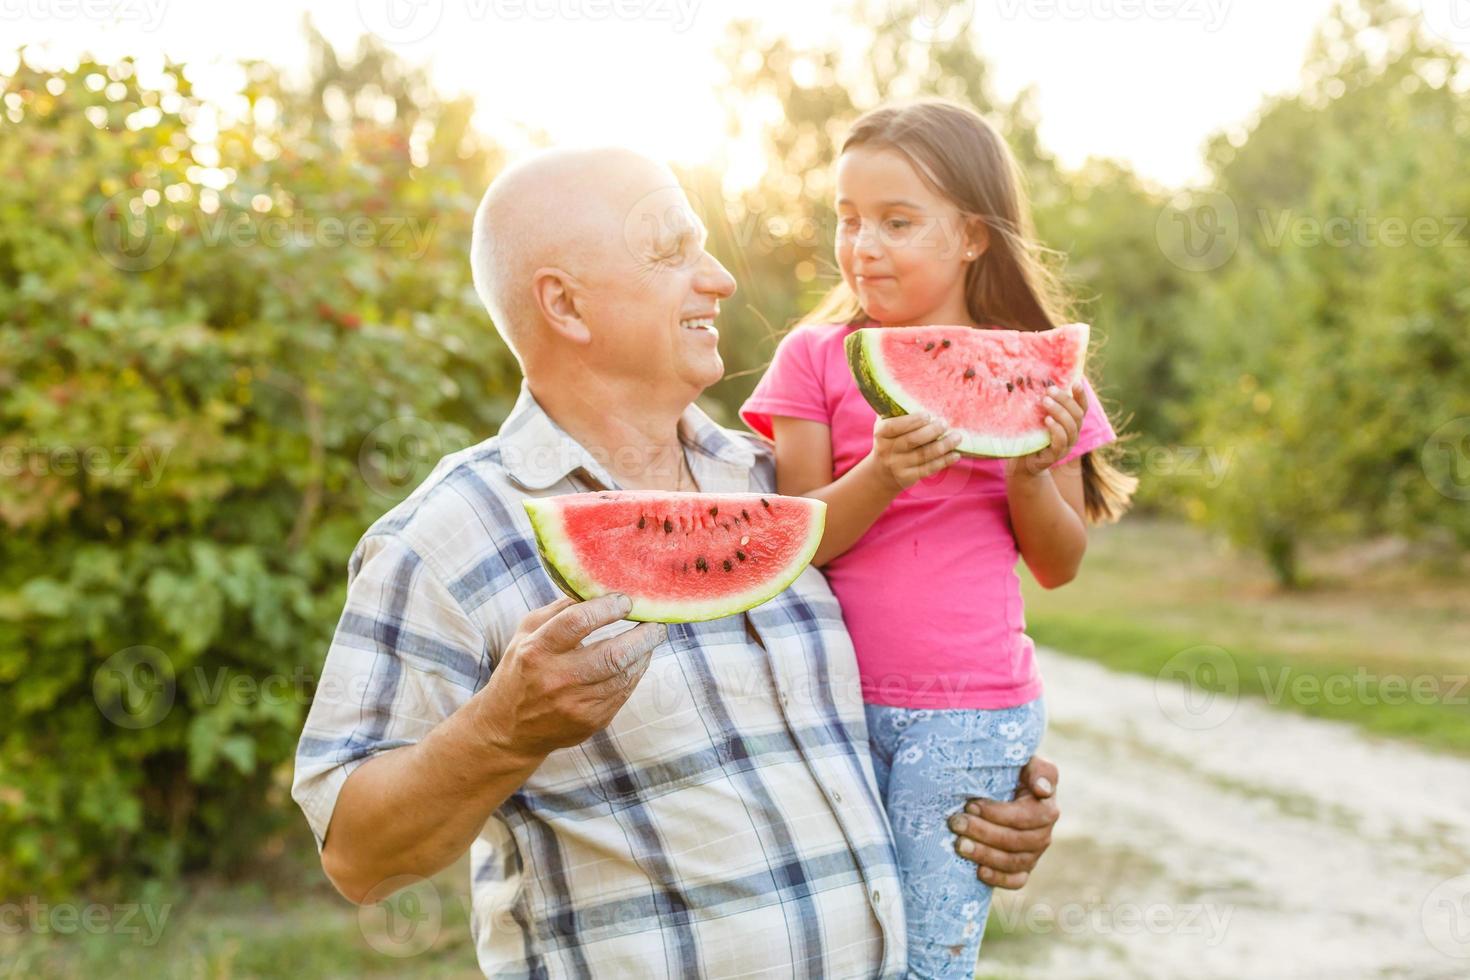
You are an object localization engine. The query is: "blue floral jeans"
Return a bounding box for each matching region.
[865,697,1048,980]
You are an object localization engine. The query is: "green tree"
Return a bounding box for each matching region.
[1178,0,1470,583]
[0,26,515,894]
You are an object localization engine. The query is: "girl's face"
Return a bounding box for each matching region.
[834,145,986,327]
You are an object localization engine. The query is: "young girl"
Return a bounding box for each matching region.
[739,100,1136,977]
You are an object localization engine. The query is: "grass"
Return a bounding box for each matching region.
[0,848,482,979]
[1020,516,1470,755]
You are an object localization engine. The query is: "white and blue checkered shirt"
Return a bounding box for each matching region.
[293,381,906,978]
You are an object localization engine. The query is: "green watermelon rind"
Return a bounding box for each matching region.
[844,324,1089,459]
[522,495,827,624]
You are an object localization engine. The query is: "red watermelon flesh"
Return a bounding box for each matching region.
[523,491,826,623]
[845,323,1090,457]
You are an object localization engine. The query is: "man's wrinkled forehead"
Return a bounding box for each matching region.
[622,181,706,254]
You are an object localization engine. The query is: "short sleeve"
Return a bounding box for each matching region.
[1057,374,1118,467]
[738,326,832,440]
[291,533,487,849]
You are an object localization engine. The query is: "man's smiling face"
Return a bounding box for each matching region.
[585,170,737,397]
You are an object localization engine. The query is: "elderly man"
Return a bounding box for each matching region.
[292,148,1061,977]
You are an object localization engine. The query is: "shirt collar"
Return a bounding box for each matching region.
[497,380,755,492]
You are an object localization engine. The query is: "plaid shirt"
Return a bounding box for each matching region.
[293,382,906,978]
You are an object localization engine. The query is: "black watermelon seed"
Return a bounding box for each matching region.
[695,556,708,572]
[924,341,936,351]
[637,515,646,529]
[663,518,673,533]
[735,550,747,561]
[723,559,733,572]
[760,498,770,508]
[1006,381,1014,393]
[741,509,750,521]
[964,367,975,380]
[941,339,951,348]
[709,505,718,517]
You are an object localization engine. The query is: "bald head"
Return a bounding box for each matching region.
[470,147,680,359]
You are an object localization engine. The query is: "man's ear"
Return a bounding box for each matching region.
[531,267,591,344]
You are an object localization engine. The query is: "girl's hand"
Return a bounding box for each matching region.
[870,413,963,490]
[1007,382,1087,479]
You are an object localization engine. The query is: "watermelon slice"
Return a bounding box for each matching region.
[845,323,1090,458]
[523,491,826,623]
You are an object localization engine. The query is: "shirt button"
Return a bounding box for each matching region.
[832,789,843,803]
[871,889,881,906]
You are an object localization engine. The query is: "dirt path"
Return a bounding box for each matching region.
[980,648,1470,980]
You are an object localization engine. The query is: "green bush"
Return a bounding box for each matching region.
[0,32,518,895]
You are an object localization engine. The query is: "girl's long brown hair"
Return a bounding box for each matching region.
[805,99,1136,524]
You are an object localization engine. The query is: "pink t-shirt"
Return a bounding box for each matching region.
[740,321,1117,710]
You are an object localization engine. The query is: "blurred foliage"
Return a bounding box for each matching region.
[700,0,1470,587]
[0,25,515,894]
[1178,0,1470,583]
[2,0,1468,894]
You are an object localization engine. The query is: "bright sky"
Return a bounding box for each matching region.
[4,0,1458,188]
